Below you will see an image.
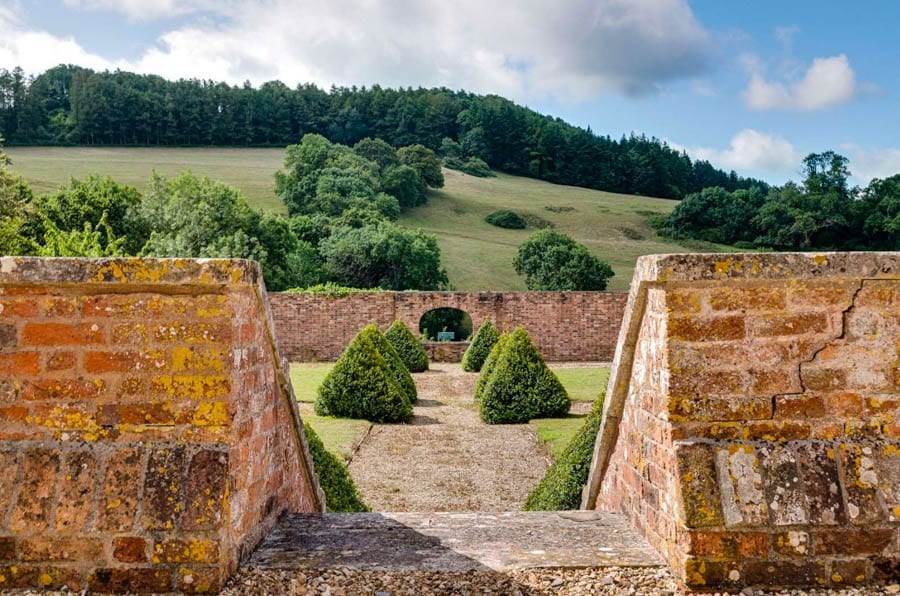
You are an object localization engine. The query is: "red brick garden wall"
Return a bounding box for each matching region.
[585,253,900,591]
[0,258,323,593]
[269,291,627,362]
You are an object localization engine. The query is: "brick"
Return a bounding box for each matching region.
[742,560,827,587]
[0,451,18,518]
[669,315,745,342]
[98,447,143,531]
[89,568,172,593]
[750,313,830,337]
[838,443,884,525]
[10,449,59,532]
[97,403,175,426]
[0,323,15,347]
[150,374,231,399]
[716,446,767,526]
[84,349,165,373]
[872,556,900,582]
[788,280,859,307]
[171,346,229,372]
[801,367,847,391]
[21,322,104,346]
[21,378,105,401]
[36,567,86,592]
[683,530,768,558]
[41,297,81,317]
[153,538,219,564]
[56,450,98,532]
[815,529,893,555]
[825,392,864,415]
[18,536,103,562]
[153,322,232,344]
[142,446,186,530]
[0,406,28,422]
[0,565,39,589]
[855,280,900,307]
[670,395,771,423]
[741,421,811,441]
[665,288,702,313]
[749,368,801,395]
[0,352,40,375]
[182,449,228,531]
[111,323,149,344]
[676,443,723,528]
[45,351,76,372]
[709,287,786,311]
[795,443,845,525]
[774,394,825,419]
[669,369,747,398]
[772,531,810,556]
[759,445,807,526]
[0,298,39,318]
[830,559,869,585]
[113,537,148,563]
[683,558,738,589]
[0,537,14,560]
[178,566,225,594]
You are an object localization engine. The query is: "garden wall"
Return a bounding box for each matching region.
[584,252,899,591]
[0,258,323,593]
[269,291,627,362]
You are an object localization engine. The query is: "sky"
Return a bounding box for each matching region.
[1,0,898,186]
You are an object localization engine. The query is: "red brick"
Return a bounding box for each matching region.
[10,449,58,532]
[98,448,143,531]
[774,394,826,419]
[801,367,847,391]
[41,297,82,317]
[751,313,830,337]
[683,531,768,558]
[97,403,175,426]
[18,536,103,562]
[0,352,40,375]
[741,420,811,441]
[21,378,105,401]
[84,350,165,373]
[0,406,28,422]
[669,315,745,342]
[750,368,801,395]
[826,392,864,415]
[113,537,148,563]
[742,560,827,587]
[152,323,232,344]
[89,568,172,593]
[45,351,76,372]
[0,298,39,317]
[56,450,98,533]
[815,529,893,555]
[152,538,219,564]
[21,322,104,346]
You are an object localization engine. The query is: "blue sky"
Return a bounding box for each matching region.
[1,0,898,185]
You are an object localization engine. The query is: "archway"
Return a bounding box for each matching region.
[418,307,473,341]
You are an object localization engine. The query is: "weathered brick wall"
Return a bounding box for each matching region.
[269,291,627,362]
[0,258,323,593]
[584,253,899,591]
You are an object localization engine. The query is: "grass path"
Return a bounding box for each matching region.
[347,363,554,512]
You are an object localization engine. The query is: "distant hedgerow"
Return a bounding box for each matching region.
[385,320,429,373]
[462,321,500,372]
[315,325,412,422]
[523,397,604,511]
[477,327,570,424]
[304,422,369,512]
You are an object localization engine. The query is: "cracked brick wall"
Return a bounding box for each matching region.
[0,258,323,593]
[269,291,627,362]
[585,253,899,591]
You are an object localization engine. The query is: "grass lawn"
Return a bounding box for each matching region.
[290,362,333,403]
[530,414,589,459]
[550,366,609,402]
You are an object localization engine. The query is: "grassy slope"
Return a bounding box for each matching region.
[6,147,729,291]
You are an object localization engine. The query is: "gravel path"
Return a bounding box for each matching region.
[347,363,554,511]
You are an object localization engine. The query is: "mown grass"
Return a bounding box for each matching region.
[290,362,333,403]
[530,414,589,459]
[6,147,734,291]
[550,366,609,402]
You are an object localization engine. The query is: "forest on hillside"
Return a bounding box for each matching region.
[0,65,767,200]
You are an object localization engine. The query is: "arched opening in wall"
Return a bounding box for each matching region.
[418,307,473,341]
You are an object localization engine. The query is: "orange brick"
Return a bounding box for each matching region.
[855,281,900,307]
[18,536,103,562]
[113,537,148,563]
[788,281,858,307]
[21,378,105,401]
[750,368,801,395]
[0,298,39,317]
[751,313,829,337]
[153,323,232,344]
[669,315,745,342]
[84,350,165,373]
[741,420,811,441]
[666,288,702,313]
[152,538,219,564]
[774,394,825,419]
[801,368,847,391]
[710,287,786,312]
[0,406,28,421]
[21,322,104,346]
[41,297,82,317]
[97,403,175,426]
[45,351,77,372]
[89,568,172,593]
[0,352,40,375]
[112,323,149,344]
[826,392,864,415]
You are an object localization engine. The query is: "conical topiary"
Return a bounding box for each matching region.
[365,324,417,403]
[462,320,500,372]
[315,327,412,423]
[474,332,509,403]
[385,319,429,373]
[304,422,369,512]
[478,327,570,424]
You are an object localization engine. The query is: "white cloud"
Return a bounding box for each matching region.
[671,129,801,182]
[842,145,900,184]
[2,0,714,102]
[742,53,856,111]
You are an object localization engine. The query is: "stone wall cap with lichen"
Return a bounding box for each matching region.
[637,252,899,283]
[0,257,262,286]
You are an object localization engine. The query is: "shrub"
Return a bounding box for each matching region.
[478,327,570,424]
[485,210,527,229]
[385,320,429,373]
[315,327,412,422]
[364,324,417,402]
[474,332,509,403]
[444,156,495,178]
[303,423,369,512]
[523,397,604,511]
[462,321,500,372]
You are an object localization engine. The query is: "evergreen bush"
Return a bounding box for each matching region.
[303,422,369,512]
[462,321,500,372]
[485,209,527,229]
[474,332,509,403]
[478,327,570,424]
[365,324,417,403]
[315,327,413,422]
[385,319,429,373]
[523,398,604,511]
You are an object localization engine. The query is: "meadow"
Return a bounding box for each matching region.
[5,146,725,291]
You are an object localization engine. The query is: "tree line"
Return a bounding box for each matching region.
[0,65,767,200]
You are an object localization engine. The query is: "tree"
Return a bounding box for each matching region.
[513,230,614,291]
[398,144,444,188]
[353,137,400,172]
[384,320,429,373]
[859,175,900,250]
[0,136,37,255]
[802,151,851,198]
[382,164,425,209]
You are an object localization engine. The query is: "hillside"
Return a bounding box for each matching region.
[5,146,720,291]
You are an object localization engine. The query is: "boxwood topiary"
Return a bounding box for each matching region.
[485,209,527,229]
[303,422,369,512]
[365,324,417,403]
[523,398,604,511]
[478,327,570,424]
[474,332,509,403]
[315,327,413,422]
[462,320,500,372]
[385,319,429,373]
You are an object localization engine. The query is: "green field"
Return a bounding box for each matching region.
[5,146,725,291]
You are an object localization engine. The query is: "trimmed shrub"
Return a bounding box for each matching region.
[523,398,604,511]
[485,210,527,229]
[478,327,570,424]
[385,319,429,373]
[462,321,500,372]
[303,423,369,512]
[315,327,412,422]
[365,324,417,403]
[474,332,509,403]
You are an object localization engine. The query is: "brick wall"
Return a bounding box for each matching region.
[269,291,627,362]
[584,253,899,591]
[0,258,323,593]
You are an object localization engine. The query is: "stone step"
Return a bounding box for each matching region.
[250,511,663,572]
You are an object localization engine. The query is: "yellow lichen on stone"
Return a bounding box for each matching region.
[192,402,231,427]
[715,259,732,275]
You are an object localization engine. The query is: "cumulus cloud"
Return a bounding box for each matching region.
[3,0,714,101]
[672,129,801,182]
[742,53,857,111]
[842,145,900,184]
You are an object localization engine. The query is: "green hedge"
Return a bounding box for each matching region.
[385,319,429,373]
[478,327,570,424]
[315,325,413,422]
[367,324,417,403]
[474,332,509,403]
[303,422,369,512]
[524,398,604,511]
[485,209,527,229]
[462,321,500,372]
